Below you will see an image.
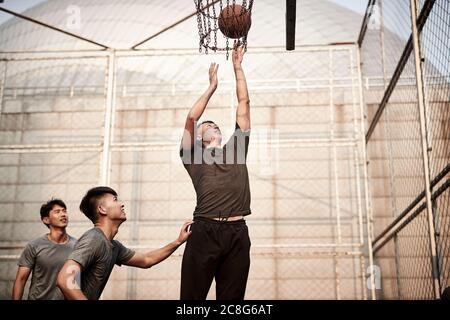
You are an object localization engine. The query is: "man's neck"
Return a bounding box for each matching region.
[95,220,120,241]
[48,228,68,244]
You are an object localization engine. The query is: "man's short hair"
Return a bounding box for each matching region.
[40,199,67,227]
[79,186,117,224]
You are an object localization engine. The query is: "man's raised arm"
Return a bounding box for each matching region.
[233,43,250,131]
[181,63,219,150]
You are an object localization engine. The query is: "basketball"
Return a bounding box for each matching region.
[218,4,252,39]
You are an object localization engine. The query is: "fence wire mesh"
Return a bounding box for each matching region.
[0,46,368,299]
[0,57,108,145]
[1,0,447,301]
[420,0,450,293]
[106,48,366,299]
[360,0,449,299]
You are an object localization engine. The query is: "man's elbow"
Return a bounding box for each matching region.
[237,100,250,112]
[238,99,250,106]
[186,114,197,123]
[145,258,155,269]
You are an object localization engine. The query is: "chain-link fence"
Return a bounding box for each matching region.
[107,47,368,300]
[359,0,449,299]
[1,0,448,301]
[0,44,370,299]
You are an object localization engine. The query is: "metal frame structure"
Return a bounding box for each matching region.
[358,0,449,299]
[0,4,374,300]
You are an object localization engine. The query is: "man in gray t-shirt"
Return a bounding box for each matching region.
[57,186,193,300]
[12,199,76,300]
[67,227,134,300]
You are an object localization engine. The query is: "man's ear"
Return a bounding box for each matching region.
[98,203,107,216]
[42,217,50,226]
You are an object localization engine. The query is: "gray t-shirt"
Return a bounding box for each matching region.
[68,227,135,300]
[18,234,77,300]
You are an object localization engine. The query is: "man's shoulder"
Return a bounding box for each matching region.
[27,235,49,248]
[111,238,126,249]
[77,228,105,244]
[180,142,204,167]
[67,235,78,246]
[180,141,203,154]
[70,229,105,259]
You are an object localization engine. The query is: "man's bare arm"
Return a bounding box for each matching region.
[233,43,250,131]
[57,260,88,300]
[181,63,218,150]
[124,220,193,268]
[12,266,31,300]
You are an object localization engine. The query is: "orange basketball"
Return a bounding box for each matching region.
[218,4,251,39]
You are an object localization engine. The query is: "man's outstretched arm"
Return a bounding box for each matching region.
[181,63,218,150]
[124,220,193,269]
[233,43,250,131]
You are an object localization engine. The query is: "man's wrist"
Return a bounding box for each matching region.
[173,239,183,247]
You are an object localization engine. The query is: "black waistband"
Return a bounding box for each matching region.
[193,209,251,219]
[194,216,246,225]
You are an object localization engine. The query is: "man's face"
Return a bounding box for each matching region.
[198,122,222,145]
[43,204,68,228]
[101,193,126,222]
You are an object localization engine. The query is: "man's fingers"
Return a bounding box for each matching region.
[183,220,194,231]
[182,220,194,236]
[233,39,242,51]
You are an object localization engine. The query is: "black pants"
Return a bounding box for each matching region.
[180,216,251,300]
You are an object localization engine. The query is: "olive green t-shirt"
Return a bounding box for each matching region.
[180,123,251,219]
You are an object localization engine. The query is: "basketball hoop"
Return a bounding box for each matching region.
[194,0,254,59]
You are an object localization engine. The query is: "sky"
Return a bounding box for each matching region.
[0,0,368,26]
[328,0,367,14]
[0,0,46,25]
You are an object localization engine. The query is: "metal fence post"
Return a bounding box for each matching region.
[100,50,116,185]
[0,61,7,118]
[409,0,441,299]
[356,46,376,300]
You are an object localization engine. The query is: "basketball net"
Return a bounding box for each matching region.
[194,0,254,59]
